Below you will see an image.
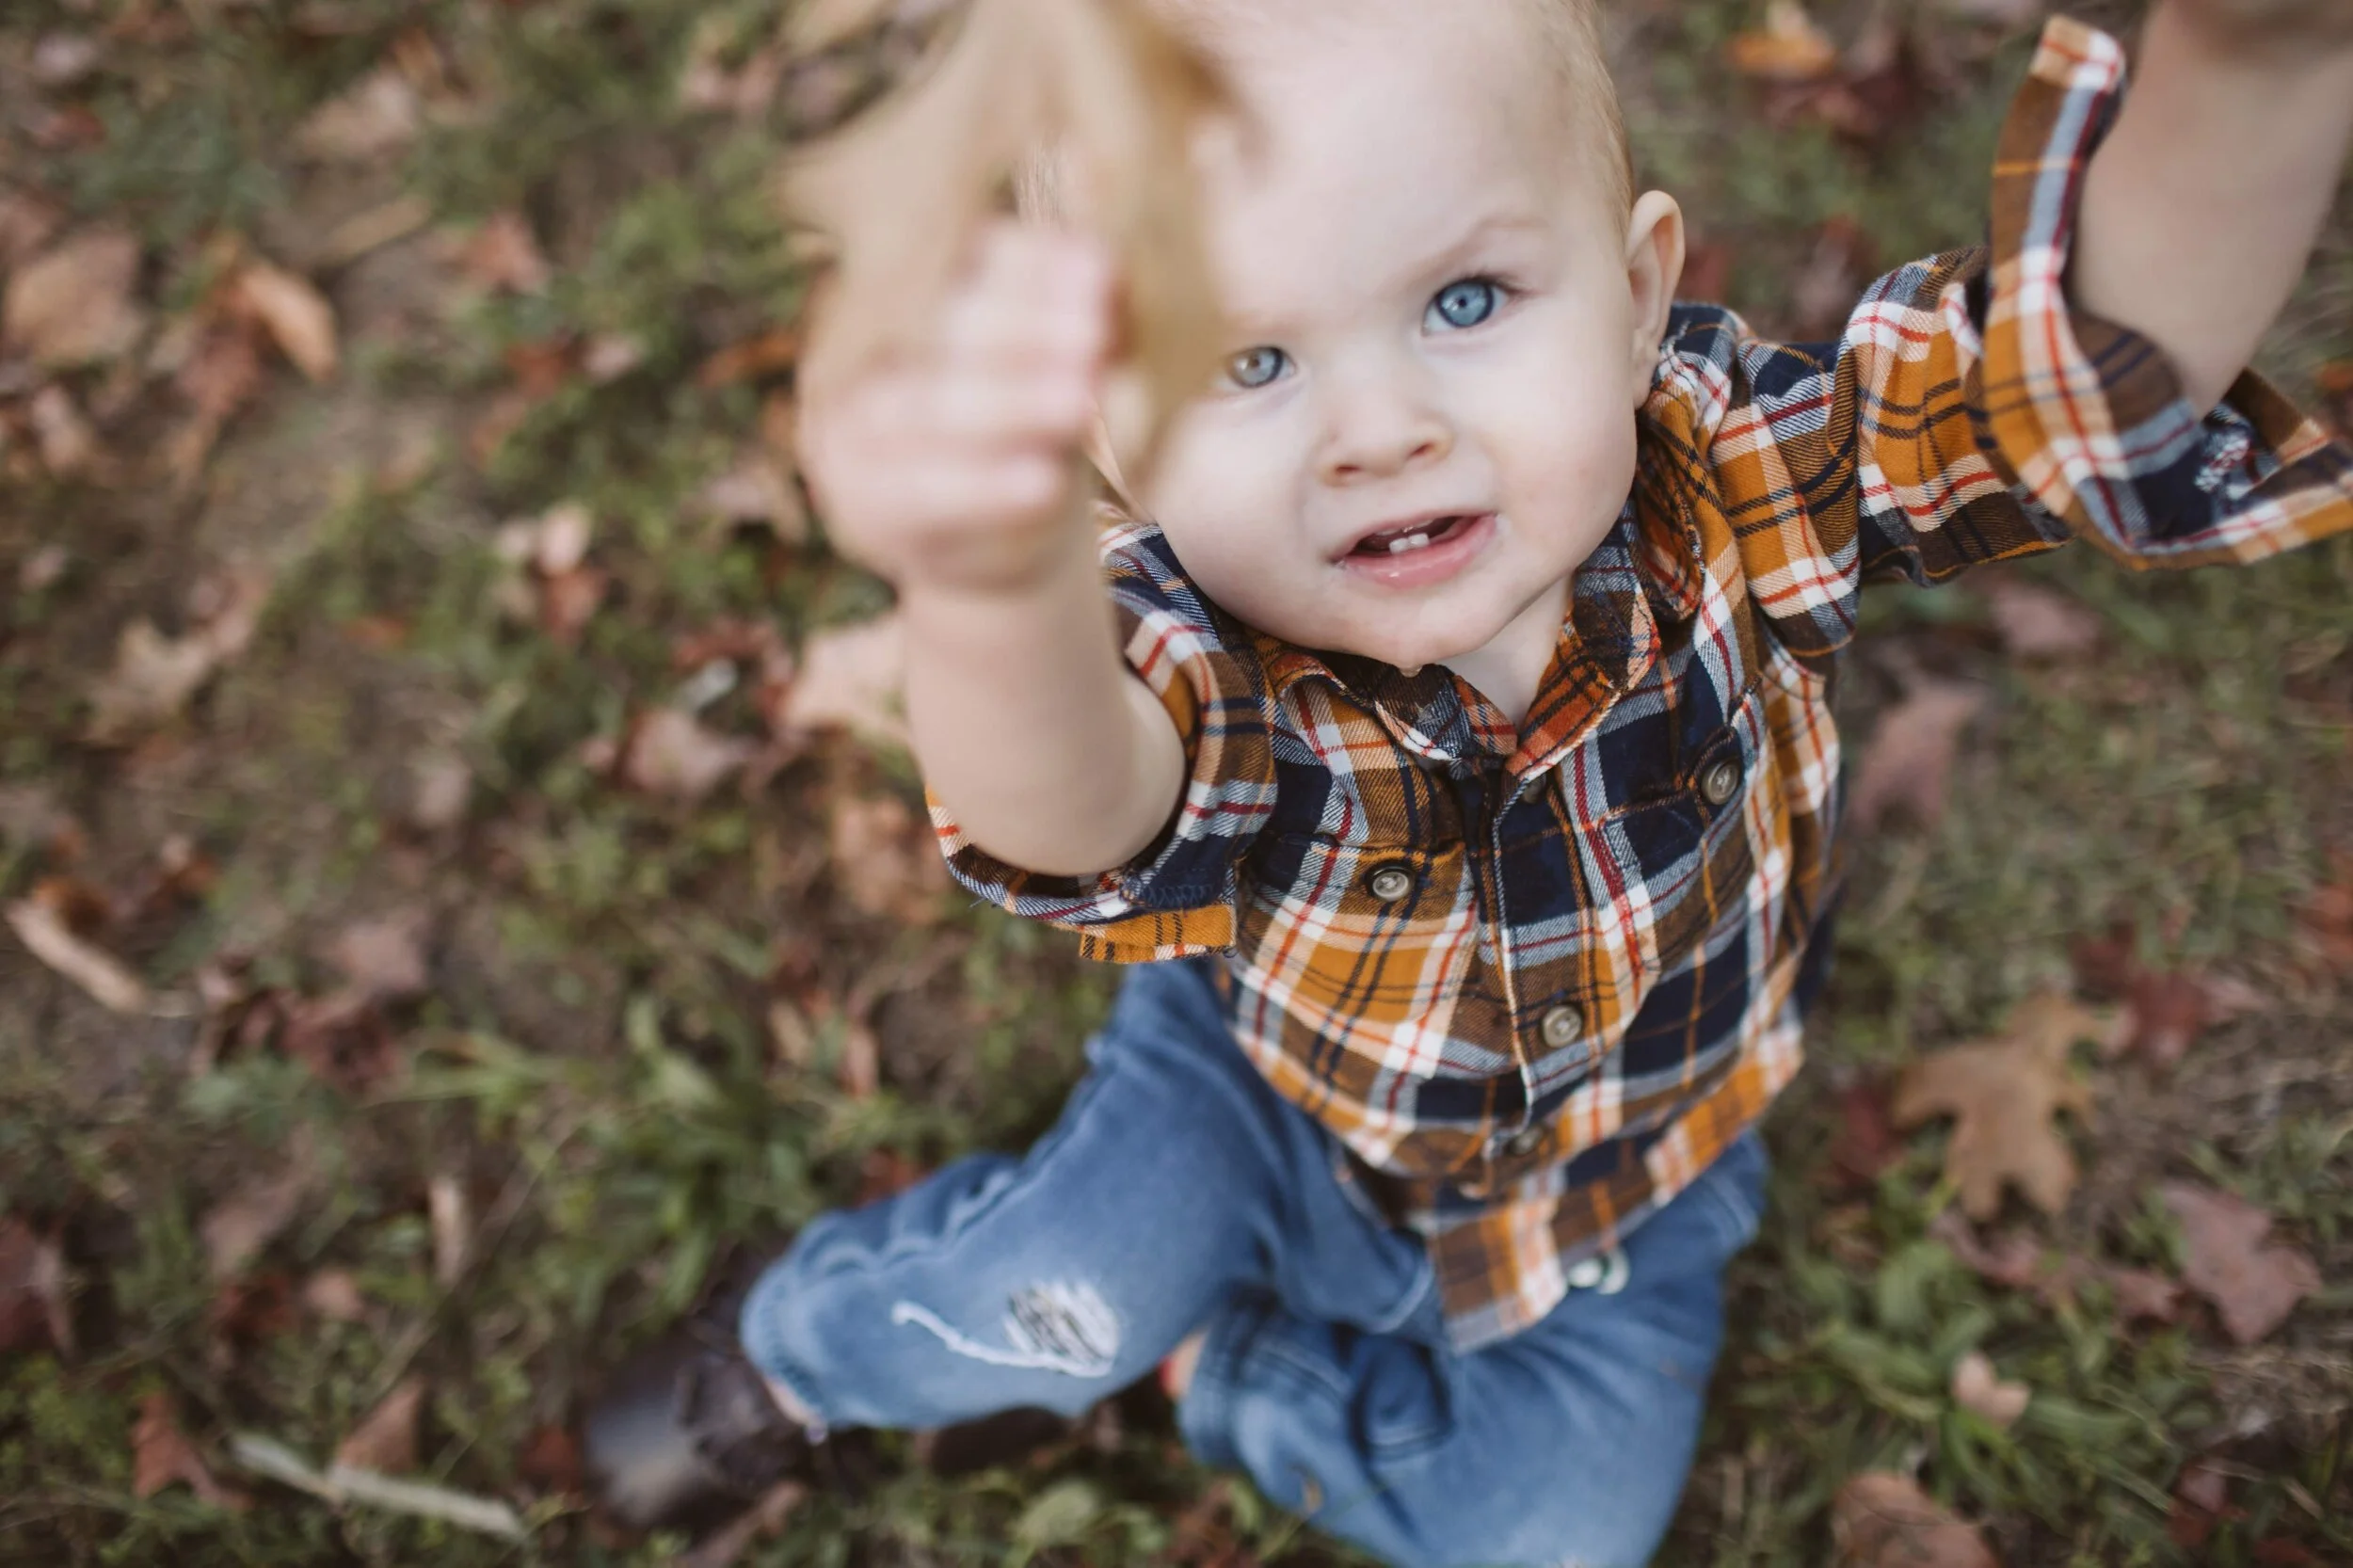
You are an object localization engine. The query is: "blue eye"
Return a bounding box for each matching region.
[1428,279,1501,330]
[1226,346,1289,390]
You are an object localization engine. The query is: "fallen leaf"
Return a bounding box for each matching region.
[838,1015,881,1099]
[277,990,403,1094]
[696,328,802,389]
[233,259,339,382]
[458,211,551,294]
[0,184,63,269]
[334,1378,424,1475]
[618,709,760,801]
[406,754,472,832]
[1728,0,1841,83]
[786,0,1229,484]
[2169,1457,2236,1548]
[0,1217,71,1355]
[134,1393,249,1511]
[208,1272,298,1351]
[1848,675,1988,834]
[168,321,266,483]
[537,566,608,645]
[1823,1079,1902,1189]
[698,451,808,540]
[1893,991,2117,1220]
[2162,1182,2319,1344]
[2111,969,2209,1074]
[1831,1472,1997,1568]
[778,613,906,748]
[1981,578,2100,660]
[322,909,431,1001]
[582,332,645,383]
[28,384,99,478]
[517,1423,584,1496]
[4,227,147,366]
[2105,1266,2185,1325]
[6,889,150,1014]
[85,569,271,743]
[294,67,420,161]
[200,1135,317,1282]
[1949,1351,2028,1428]
[828,791,950,921]
[32,31,104,88]
[300,1269,369,1323]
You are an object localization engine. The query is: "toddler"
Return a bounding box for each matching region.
[586,1,2353,1562]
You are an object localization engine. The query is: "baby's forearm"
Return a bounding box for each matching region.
[2074,4,2353,412]
[903,542,1186,878]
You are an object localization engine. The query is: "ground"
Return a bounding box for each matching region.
[1,1,2349,1564]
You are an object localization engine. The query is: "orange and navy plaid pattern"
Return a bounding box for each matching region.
[931,19,2353,1350]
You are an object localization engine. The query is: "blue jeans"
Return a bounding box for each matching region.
[741,958,1769,1568]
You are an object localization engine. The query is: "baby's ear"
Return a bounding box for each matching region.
[1623,191,1686,408]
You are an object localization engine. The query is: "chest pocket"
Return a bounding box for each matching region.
[1560,673,1772,979]
[1238,828,1479,1061]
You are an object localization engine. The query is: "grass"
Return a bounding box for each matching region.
[1,0,2350,1563]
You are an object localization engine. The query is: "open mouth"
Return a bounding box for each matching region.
[1345,514,1481,559]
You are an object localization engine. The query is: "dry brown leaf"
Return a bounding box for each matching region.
[0,184,64,268]
[779,613,906,747]
[698,451,809,541]
[618,709,760,801]
[200,1134,317,1282]
[322,909,431,1001]
[680,1480,808,1568]
[1832,1472,1998,1568]
[517,1423,584,1496]
[28,385,99,478]
[459,212,551,295]
[1981,578,2100,660]
[300,1268,369,1323]
[1728,0,1842,83]
[85,569,270,743]
[6,890,150,1014]
[168,322,266,484]
[295,67,421,161]
[334,1377,424,1475]
[2110,969,2209,1074]
[4,227,147,367]
[133,1393,249,1511]
[1892,991,2116,1220]
[1949,1351,2029,1429]
[0,1216,72,1355]
[828,792,950,922]
[2162,1181,2320,1345]
[233,260,339,382]
[787,0,1229,485]
[1848,675,1988,834]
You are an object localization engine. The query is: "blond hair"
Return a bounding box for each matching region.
[1018,0,1631,227]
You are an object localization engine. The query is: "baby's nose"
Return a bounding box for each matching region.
[1317,398,1453,484]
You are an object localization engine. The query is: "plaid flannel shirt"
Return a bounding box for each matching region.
[933,18,2353,1350]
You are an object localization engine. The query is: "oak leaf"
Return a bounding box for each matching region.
[785,0,1230,484]
[2162,1181,2319,1344]
[1832,1472,1998,1568]
[1893,991,2117,1220]
[85,569,271,743]
[1981,578,2100,660]
[232,259,340,382]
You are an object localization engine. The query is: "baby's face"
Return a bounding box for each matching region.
[1128,2,1669,681]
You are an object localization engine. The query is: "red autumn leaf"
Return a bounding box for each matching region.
[131,1393,249,1510]
[1848,675,1989,835]
[2162,1182,2319,1344]
[1824,1078,1902,1189]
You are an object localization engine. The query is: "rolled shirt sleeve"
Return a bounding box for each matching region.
[1658,16,2352,662]
[927,513,1278,963]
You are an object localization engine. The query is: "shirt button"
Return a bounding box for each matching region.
[1503,1127,1545,1159]
[1700,758,1742,808]
[1540,1004,1584,1049]
[1365,862,1416,903]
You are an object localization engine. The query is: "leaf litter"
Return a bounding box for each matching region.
[1831,1471,1998,1568]
[2162,1181,2321,1345]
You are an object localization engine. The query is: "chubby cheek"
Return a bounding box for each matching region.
[1469,364,1639,569]
[1133,410,1312,622]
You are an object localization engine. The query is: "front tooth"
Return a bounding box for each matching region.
[1388,532,1432,554]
